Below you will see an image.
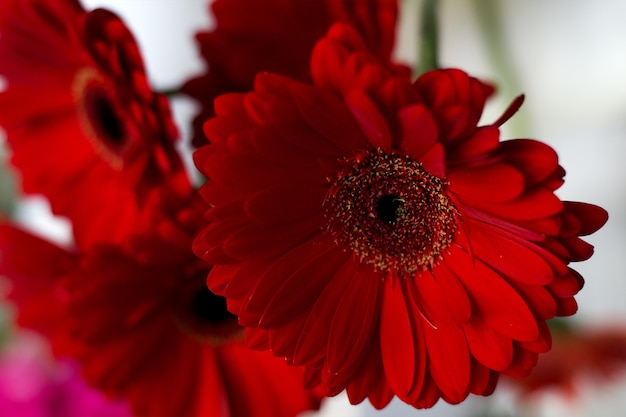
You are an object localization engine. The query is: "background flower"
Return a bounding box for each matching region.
[0,215,322,417]
[505,322,626,397]
[182,0,403,147]
[0,0,187,248]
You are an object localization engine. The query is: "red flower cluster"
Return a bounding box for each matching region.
[193,23,607,409]
[0,0,339,416]
[0,0,608,415]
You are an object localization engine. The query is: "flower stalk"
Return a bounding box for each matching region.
[418,0,439,75]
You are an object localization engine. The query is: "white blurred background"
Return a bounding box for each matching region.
[4,0,626,416]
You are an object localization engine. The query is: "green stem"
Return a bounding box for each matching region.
[156,87,181,97]
[471,0,529,136]
[417,0,439,76]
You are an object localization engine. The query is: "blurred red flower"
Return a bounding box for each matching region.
[0,198,322,417]
[0,0,187,248]
[182,0,404,147]
[193,23,608,409]
[508,322,626,397]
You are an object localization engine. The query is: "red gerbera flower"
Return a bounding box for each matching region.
[0,0,187,248]
[193,23,608,409]
[182,0,403,147]
[0,206,322,417]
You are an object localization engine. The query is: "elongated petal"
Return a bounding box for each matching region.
[446,247,539,342]
[380,279,417,397]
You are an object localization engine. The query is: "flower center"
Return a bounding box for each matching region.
[73,68,128,169]
[173,271,242,345]
[191,287,237,325]
[85,88,125,146]
[324,149,457,274]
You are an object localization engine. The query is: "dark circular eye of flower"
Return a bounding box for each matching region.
[324,148,458,274]
[174,272,242,345]
[86,88,125,145]
[74,69,129,168]
[191,286,236,324]
[375,194,404,223]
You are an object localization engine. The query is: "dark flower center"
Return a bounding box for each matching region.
[87,91,125,146]
[174,274,242,345]
[324,149,457,274]
[73,68,128,168]
[376,194,405,223]
[191,287,236,324]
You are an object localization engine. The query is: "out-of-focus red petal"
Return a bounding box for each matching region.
[290,81,369,152]
[397,104,439,160]
[346,88,393,151]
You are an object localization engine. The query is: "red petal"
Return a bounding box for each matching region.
[464,318,513,371]
[379,278,417,397]
[468,359,497,395]
[244,327,270,350]
[509,282,557,321]
[293,259,358,366]
[410,275,471,402]
[500,139,559,185]
[446,247,539,342]
[448,163,525,203]
[346,338,385,405]
[420,143,446,178]
[519,320,552,353]
[267,315,307,359]
[290,81,368,152]
[409,372,440,408]
[236,233,333,327]
[327,266,382,374]
[431,263,472,325]
[468,187,564,221]
[244,90,302,125]
[258,236,350,327]
[556,297,578,316]
[548,268,584,298]
[222,214,322,261]
[345,88,392,151]
[423,324,471,403]
[560,236,594,261]
[449,126,500,162]
[244,185,325,223]
[467,219,555,285]
[310,32,349,91]
[397,104,439,159]
[563,202,608,236]
[503,346,538,378]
